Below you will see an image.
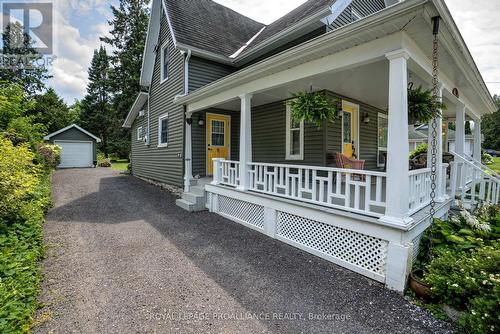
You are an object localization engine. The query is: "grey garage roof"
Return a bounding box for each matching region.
[44,124,101,143]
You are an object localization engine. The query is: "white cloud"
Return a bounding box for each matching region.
[47,3,111,103]
[444,0,500,96]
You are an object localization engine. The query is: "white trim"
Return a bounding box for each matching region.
[137,126,143,141]
[140,0,162,86]
[44,124,101,143]
[161,0,177,46]
[123,92,149,128]
[160,41,169,83]
[285,104,304,160]
[351,8,363,21]
[230,27,266,59]
[158,113,169,148]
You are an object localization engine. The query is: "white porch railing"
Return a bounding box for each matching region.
[450,153,500,206]
[212,159,240,187]
[246,162,387,218]
[408,168,431,215]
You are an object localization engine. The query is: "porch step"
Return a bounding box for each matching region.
[182,191,205,206]
[176,198,198,212]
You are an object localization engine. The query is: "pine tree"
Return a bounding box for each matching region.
[80,47,115,157]
[0,22,50,96]
[101,0,150,157]
[26,88,76,133]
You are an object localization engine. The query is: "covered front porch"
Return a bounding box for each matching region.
[174,2,496,292]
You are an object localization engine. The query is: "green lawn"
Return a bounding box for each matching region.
[488,157,500,173]
[111,159,129,171]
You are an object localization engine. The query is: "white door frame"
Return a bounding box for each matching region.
[206,112,231,175]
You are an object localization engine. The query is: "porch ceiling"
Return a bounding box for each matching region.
[213,60,390,111]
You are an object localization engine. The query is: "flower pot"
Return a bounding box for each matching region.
[409,269,433,301]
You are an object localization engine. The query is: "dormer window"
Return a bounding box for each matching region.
[160,41,169,82]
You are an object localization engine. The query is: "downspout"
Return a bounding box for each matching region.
[147,87,151,146]
[180,49,193,192]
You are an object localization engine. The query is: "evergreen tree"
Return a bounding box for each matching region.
[464,120,472,135]
[26,88,76,133]
[101,0,150,156]
[79,47,115,157]
[482,95,500,150]
[0,22,50,96]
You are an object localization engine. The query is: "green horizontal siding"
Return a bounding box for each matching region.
[130,13,185,187]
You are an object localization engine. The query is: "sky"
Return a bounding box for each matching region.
[35,0,500,104]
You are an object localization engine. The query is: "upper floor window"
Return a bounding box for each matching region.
[137,126,143,141]
[158,113,169,147]
[286,103,304,160]
[160,42,169,82]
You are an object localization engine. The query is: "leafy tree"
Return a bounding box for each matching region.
[465,120,472,135]
[0,22,50,96]
[79,47,115,157]
[26,88,76,133]
[482,95,500,150]
[101,0,150,156]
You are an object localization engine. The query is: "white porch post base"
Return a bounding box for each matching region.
[263,207,277,238]
[184,112,194,192]
[380,50,412,226]
[238,93,253,191]
[385,242,413,292]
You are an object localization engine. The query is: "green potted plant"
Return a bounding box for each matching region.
[288,91,341,128]
[408,84,447,124]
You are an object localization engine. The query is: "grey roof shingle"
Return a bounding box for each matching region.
[165,0,265,58]
[239,0,335,55]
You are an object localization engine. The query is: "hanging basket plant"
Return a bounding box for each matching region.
[408,84,447,124]
[288,91,341,128]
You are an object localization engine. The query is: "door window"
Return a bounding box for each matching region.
[343,111,352,144]
[211,120,225,146]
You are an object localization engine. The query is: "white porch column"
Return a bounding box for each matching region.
[184,112,193,192]
[455,102,466,156]
[473,118,482,161]
[238,93,253,191]
[426,84,446,202]
[381,50,412,225]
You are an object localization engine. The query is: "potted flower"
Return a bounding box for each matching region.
[288,91,341,128]
[408,84,447,124]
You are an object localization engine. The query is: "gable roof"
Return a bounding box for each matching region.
[237,0,335,58]
[44,124,102,143]
[123,92,149,128]
[166,0,265,58]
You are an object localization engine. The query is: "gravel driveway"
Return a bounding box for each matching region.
[34,168,453,334]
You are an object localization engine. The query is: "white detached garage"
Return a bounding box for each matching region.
[44,124,101,168]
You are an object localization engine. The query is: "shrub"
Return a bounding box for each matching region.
[0,173,51,333]
[424,245,500,334]
[36,143,61,169]
[483,152,494,165]
[0,137,41,224]
[410,143,428,159]
[99,158,111,167]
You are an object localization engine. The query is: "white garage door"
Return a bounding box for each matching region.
[56,141,93,168]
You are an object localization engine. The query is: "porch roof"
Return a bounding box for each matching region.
[174,0,495,118]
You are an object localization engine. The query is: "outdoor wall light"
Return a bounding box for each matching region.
[363,113,371,124]
[198,114,205,127]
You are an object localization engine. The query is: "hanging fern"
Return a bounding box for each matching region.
[408,85,447,124]
[288,91,340,128]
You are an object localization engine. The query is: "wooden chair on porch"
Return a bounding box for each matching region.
[335,153,366,181]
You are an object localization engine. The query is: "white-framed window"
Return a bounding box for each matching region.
[377,113,388,167]
[137,126,143,140]
[160,41,169,83]
[158,113,169,147]
[286,104,304,160]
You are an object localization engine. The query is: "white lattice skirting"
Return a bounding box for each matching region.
[210,192,392,282]
[276,211,388,277]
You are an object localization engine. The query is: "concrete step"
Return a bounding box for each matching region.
[182,192,205,205]
[190,186,206,196]
[176,198,196,212]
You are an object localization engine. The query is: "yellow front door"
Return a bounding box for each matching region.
[207,113,231,175]
[342,101,358,158]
